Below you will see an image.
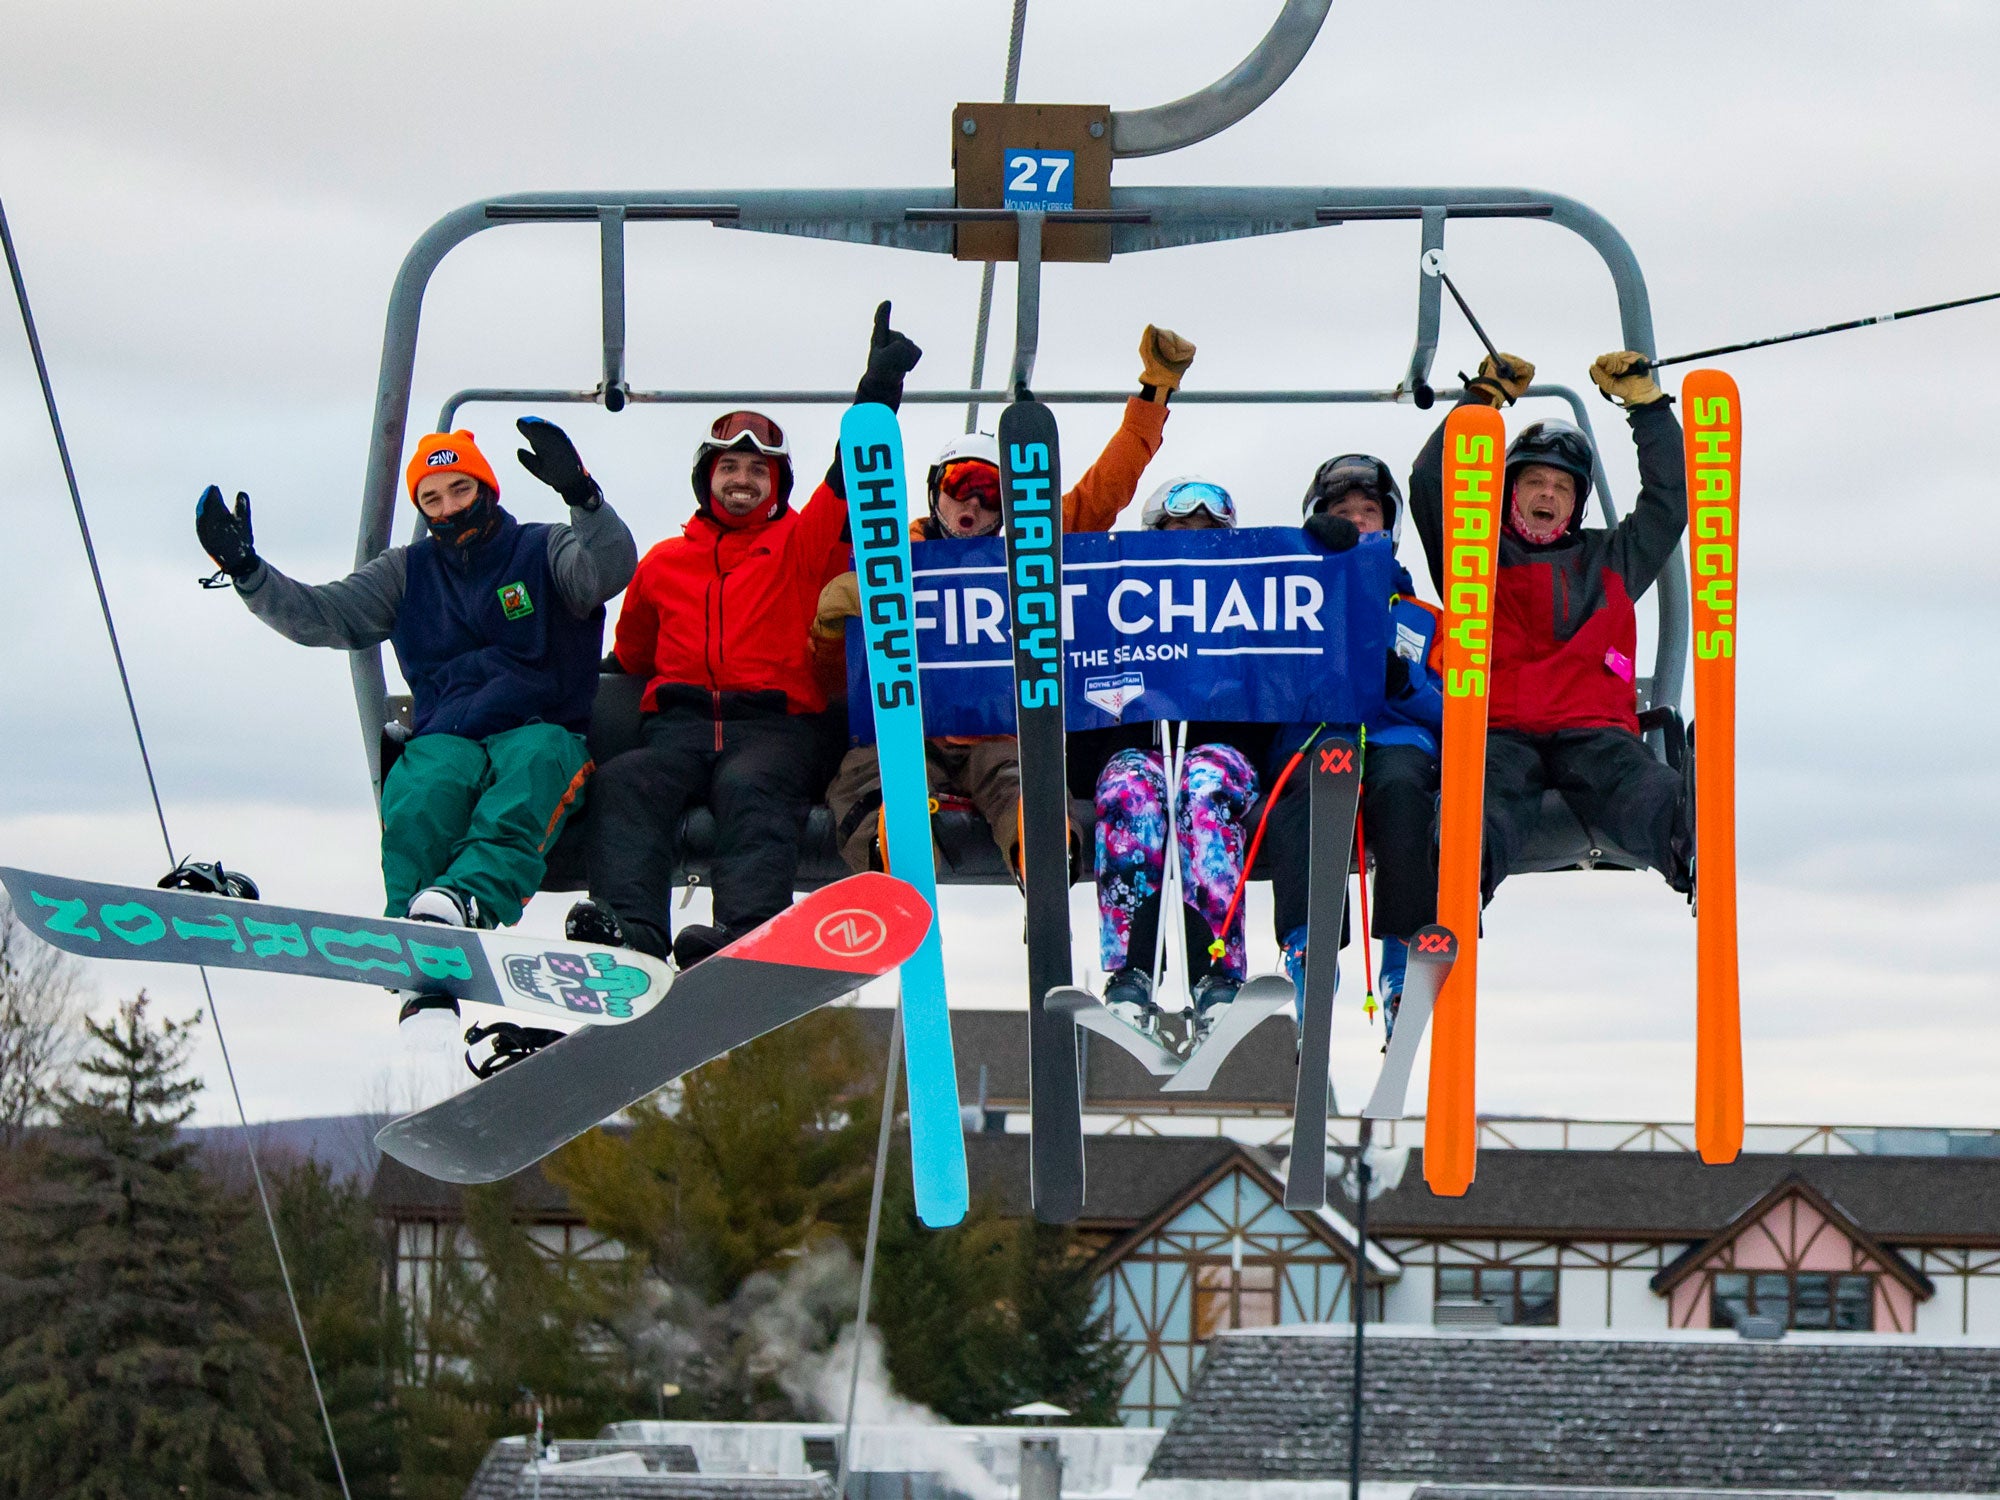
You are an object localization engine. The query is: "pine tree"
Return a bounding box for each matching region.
[0,994,322,1497]
[266,1157,402,1499]
[1003,1220,1128,1424]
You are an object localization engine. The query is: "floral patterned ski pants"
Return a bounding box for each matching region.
[1093,744,1259,982]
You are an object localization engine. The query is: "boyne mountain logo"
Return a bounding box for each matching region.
[1083,671,1145,718]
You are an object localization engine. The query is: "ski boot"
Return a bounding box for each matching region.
[1188,972,1241,1051]
[398,992,463,1053]
[158,857,259,901]
[1378,936,1409,1045]
[407,886,480,927]
[564,898,626,946]
[671,924,729,972]
[1102,968,1163,1039]
[463,1020,567,1079]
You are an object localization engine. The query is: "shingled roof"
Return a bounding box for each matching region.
[1146,1327,2000,1491]
[1333,1148,2000,1247]
[852,1006,1298,1112]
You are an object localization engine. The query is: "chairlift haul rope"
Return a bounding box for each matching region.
[0,196,356,1500]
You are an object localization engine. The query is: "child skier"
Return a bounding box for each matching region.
[195,418,636,945]
[1080,477,1272,1043]
[1409,351,1690,901]
[1253,455,1444,1038]
[811,324,1196,876]
[566,303,921,966]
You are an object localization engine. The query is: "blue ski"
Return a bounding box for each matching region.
[840,402,970,1228]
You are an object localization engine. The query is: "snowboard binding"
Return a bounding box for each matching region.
[157,857,260,901]
[464,1020,567,1079]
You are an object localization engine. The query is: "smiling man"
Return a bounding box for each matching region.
[1410,350,1691,903]
[194,419,637,947]
[566,303,926,967]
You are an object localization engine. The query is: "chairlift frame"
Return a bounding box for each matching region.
[352,187,1686,785]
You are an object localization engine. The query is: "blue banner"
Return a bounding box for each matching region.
[847,527,1397,742]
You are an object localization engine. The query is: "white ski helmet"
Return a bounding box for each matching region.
[1141,475,1237,530]
[926,431,1001,509]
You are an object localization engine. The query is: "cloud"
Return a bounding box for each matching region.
[2,0,1994,1131]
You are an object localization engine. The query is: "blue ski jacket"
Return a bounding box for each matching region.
[394,512,607,741]
[1268,552,1443,771]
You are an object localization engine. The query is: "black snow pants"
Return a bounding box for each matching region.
[1258,742,1440,945]
[1481,726,1688,901]
[585,701,819,956]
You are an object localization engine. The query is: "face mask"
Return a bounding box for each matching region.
[426,492,498,549]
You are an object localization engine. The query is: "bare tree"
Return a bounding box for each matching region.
[0,892,89,1146]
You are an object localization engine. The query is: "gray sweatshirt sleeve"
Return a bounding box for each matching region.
[546,496,639,618]
[235,548,408,650]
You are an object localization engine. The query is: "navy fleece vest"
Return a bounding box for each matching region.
[392,511,603,741]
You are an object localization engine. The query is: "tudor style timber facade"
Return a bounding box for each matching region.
[369,1006,2000,1428]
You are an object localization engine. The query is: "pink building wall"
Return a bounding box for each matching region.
[1666,1191,1917,1331]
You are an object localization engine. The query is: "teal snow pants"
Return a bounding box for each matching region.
[379,722,592,928]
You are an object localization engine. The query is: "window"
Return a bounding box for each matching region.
[1709,1271,1874,1331]
[1193,1262,1278,1339]
[1434,1266,1557,1326]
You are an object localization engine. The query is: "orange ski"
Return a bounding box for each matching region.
[1682,370,1743,1164]
[1424,404,1505,1197]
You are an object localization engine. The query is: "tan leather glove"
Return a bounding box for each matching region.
[1590,350,1666,407]
[811,571,860,643]
[1139,325,1197,396]
[1464,352,1535,407]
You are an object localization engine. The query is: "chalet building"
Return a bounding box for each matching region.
[371,1008,2000,1429]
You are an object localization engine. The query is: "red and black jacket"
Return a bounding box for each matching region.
[1410,399,1687,736]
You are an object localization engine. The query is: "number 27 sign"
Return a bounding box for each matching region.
[1002,149,1075,211]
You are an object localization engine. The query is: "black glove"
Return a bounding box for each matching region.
[855,300,922,410]
[516,416,601,510]
[1384,650,1412,699]
[195,485,259,584]
[1303,511,1360,554]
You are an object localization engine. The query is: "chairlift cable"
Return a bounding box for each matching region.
[963,0,1030,433]
[1642,288,2000,371]
[0,197,356,1500]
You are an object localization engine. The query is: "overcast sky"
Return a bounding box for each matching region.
[1,1,1994,1133]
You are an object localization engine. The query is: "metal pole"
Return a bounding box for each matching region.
[965,0,1030,434]
[1348,1118,1373,1500]
[837,1008,904,1500]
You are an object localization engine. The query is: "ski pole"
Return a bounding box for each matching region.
[1211,725,1323,966]
[1438,270,1503,369]
[1641,289,2000,372]
[1354,804,1377,1024]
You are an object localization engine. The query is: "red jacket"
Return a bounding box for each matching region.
[614,480,848,717]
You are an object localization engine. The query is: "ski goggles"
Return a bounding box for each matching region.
[936,458,1002,511]
[1508,419,1592,476]
[1147,480,1236,527]
[702,409,790,458]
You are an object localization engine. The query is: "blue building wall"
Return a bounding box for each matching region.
[1094,1165,1363,1426]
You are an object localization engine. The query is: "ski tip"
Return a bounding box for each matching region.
[1411,924,1460,965]
[728,871,933,977]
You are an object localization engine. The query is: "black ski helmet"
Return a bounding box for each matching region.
[1504,418,1595,532]
[1303,453,1403,543]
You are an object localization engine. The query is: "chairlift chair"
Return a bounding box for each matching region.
[353,0,1690,895]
